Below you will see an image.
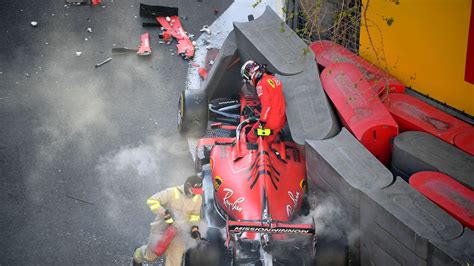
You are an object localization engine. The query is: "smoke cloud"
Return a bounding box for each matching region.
[96,134,195,229]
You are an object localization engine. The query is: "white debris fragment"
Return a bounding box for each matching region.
[87,27,92,33]
[24,73,30,77]
[85,37,88,41]
[75,51,82,56]
[31,21,38,27]
[192,41,197,46]
[45,42,49,45]
[134,16,137,19]
[51,13,55,16]
[209,60,214,65]
[166,16,171,22]
[158,41,165,44]
[200,25,211,35]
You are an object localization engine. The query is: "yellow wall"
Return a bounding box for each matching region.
[360,0,473,115]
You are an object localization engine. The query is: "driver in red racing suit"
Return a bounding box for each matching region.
[241,60,286,144]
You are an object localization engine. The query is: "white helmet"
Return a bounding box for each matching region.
[241,60,263,86]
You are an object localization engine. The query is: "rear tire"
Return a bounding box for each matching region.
[177,89,208,138]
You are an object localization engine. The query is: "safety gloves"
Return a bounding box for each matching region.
[256,121,271,136]
[163,209,174,224]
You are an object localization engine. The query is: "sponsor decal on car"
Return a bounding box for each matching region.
[213,176,222,191]
[223,188,245,212]
[286,191,300,217]
[231,226,310,234]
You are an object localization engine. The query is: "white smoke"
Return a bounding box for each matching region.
[296,192,360,264]
[299,194,349,240]
[96,134,195,230]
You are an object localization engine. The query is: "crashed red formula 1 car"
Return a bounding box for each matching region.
[177,89,316,265]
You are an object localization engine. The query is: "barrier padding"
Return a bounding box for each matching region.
[278,65,340,143]
[234,7,311,76]
[306,128,394,193]
[410,171,474,230]
[306,128,394,263]
[453,131,474,156]
[309,40,405,94]
[392,131,474,189]
[202,30,242,99]
[305,127,393,219]
[233,7,339,143]
[361,177,464,264]
[385,93,474,155]
[430,228,474,265]
[321,62,398,165]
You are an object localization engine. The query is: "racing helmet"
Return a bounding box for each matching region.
[184,175,203,195]
[241,60,263,86]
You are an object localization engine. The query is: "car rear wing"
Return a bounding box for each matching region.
[227,220,315,235]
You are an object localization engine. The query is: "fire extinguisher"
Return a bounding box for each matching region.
[153,225,178,256]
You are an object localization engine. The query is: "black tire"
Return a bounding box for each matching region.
[177,89,208,138]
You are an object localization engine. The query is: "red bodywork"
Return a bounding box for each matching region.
[410,171,474,230]
[321,62,399,166]
[310,40,405,96]
[156,16,195,59]
[137,32,151,56]
[197,94,311,242]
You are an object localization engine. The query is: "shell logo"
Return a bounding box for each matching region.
[300,179,307,192]
[214,176,223,192]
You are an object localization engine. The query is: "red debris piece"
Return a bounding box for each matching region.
[91,0,101,6]
[198,68,208,79]
[137,32,152,56]
[156,16,194,59]
[160,31,172,42]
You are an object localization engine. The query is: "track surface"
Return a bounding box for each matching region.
[0,0,231,264]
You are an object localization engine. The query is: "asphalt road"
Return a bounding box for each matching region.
[0,0,231,264]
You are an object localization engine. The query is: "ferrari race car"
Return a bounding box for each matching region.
[177,88,316,265]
